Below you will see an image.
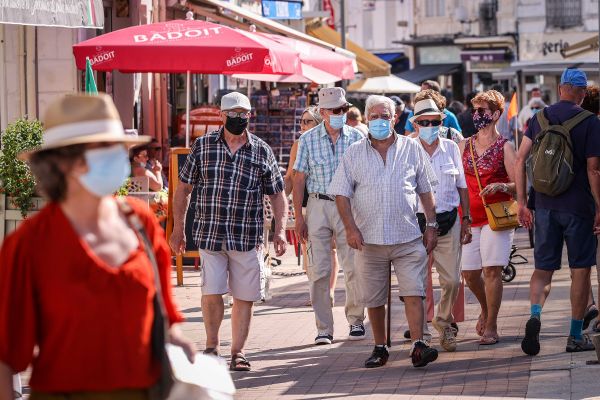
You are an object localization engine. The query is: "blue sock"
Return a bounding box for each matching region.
[570,319,584,339]
[531,304,542,319]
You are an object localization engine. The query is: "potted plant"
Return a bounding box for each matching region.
[0,118,44,219]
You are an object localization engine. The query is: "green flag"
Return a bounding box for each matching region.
[85,57,98,94]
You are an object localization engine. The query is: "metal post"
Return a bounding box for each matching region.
[185,70,191,148]
[340,0,347,89]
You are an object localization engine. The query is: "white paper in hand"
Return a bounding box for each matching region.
[166,344,236,400]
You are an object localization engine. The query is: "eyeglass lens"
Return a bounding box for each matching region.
[416,119,442,127]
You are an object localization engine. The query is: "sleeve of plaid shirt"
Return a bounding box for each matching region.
[293,135,309,174]
[179,138,201,185]
[327,150,355,198]
[262,146,285,195]
[415,143,438,194]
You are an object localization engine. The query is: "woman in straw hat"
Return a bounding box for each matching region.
[0,94,195,399]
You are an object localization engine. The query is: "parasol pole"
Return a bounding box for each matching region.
[186,70,191,148]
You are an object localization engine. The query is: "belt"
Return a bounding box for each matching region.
[309,193,335,201]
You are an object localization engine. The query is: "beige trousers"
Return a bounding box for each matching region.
[424,218,462,330]
[305,197,364,335]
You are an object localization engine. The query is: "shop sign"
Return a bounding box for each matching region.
[460,51,507,62]
[0,0,103,29]
[467,60,511,72]
[519,32,597,62]
[418,46,461,65]
[261,0,302,20]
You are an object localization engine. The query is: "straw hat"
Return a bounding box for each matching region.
[408,99,446,124]
[19,93,150,159]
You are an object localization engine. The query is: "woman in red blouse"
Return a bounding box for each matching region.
[458,90,518,345]
[0,94,195,400]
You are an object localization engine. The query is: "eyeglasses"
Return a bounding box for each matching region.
[415,119,442,127]
[224,111,251,118]
[531,107,541,110]
[325,106,349,115]
[300,118,316,125]
[368,113,392,121]
[471,107,492,116]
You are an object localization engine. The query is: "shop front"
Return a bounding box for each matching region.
[493,32,599,104]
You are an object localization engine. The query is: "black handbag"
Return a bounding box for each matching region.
[416,208,458,237]
[117,198,174,400]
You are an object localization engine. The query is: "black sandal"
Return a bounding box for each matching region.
[230,353,251,371]
[203,347,219,357]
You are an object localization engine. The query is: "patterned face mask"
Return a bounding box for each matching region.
[472,111,494,131]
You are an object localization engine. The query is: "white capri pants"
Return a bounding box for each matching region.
[461,224,514,270]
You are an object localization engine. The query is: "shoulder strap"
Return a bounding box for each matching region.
[562,110,594,132]
[115,197,169,320]
[469,138,487,206]
[536,109,550,131]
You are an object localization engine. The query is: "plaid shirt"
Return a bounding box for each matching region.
[328,135,438,245]
[179,129,284,252]
[293,123,364,194]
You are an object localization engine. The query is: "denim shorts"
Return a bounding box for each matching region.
[534,208,597,270]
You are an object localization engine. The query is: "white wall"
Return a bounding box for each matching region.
[0,24,78,131]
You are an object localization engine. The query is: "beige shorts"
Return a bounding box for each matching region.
[199,246,264,302]
[355,239,428,308]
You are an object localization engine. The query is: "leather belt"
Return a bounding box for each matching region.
[310,193,335,201]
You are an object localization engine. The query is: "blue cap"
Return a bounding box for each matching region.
[560,68,588,87]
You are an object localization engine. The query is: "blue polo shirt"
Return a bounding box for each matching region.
[525,100,600,217]
[404,109,462,133]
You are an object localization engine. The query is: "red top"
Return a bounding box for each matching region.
[0,199,183,392]
[462,135,512,227]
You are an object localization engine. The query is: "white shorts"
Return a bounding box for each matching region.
[461,224,514,271]
[199,246,264,302]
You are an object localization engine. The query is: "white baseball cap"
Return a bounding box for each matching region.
[221,92,251,111]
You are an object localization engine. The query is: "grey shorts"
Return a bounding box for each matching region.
[355,239,428,308]
[199,245,264,302]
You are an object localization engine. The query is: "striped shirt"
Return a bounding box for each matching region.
[179,129,284,252]
[328,135,438,245]
[293,123,364,194]
[415,137,467,213]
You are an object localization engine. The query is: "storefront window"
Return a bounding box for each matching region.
[425,0,445,17]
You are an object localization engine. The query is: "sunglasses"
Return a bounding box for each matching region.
[415,119,442,127]
[531,107,541,110]
[326,106,350,115]
[471,107,492,116]
[224,111,251,118]
[300,118,316,125]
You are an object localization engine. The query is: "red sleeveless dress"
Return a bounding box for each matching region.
[462,135,512,227]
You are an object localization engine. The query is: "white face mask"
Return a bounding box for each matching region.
[78,145,131,197]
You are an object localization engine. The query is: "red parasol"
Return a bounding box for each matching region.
[73,19,301,146]
[73,19,299,75]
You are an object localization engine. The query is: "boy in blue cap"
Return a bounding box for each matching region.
[514,68,600,355]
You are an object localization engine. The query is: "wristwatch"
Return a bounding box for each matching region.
[462,215,473,224]
[425,221,439,230]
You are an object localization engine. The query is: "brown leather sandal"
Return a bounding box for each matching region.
[230,353,251,371]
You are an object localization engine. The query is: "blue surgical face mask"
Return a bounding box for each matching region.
[329,114,346,129]
[79,144,131,197]
[368,118,392,140]
[418,126,440,145]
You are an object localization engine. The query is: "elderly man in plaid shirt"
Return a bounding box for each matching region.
[329,95,439,369]
[293,87,366,345]
[170,92,287,372]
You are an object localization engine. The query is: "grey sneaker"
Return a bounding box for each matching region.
[439,326,457,352]
[566,334,595,352]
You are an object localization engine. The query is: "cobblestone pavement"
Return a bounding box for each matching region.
[173,229,600,400]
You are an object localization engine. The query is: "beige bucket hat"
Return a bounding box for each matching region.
[19,93,150,160]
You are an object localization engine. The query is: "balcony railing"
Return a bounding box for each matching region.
[546,0,582,29]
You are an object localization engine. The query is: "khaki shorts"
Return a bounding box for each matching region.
[199,246,264,302]
[355,239,428,308]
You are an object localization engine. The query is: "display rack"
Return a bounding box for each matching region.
[250,89,308,169]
